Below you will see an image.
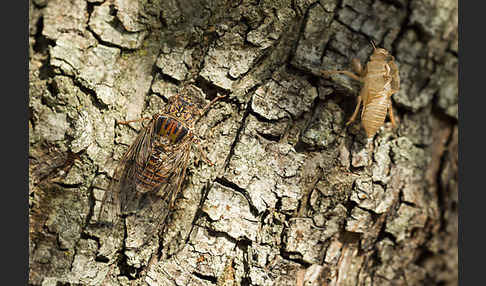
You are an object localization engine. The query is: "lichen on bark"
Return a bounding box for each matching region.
[29,0,457,285]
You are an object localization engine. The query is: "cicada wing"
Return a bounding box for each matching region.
[98,119,156,227]
[127,141,193,249]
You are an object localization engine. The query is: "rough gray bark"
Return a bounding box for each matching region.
[29,0,458,285]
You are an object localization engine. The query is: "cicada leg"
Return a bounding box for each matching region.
[193,138,214,166]
[388,97,397,128]
[351,58,366,77]
[322,58,365,82]
[117,117,152,125]
[321,70,363,82]
[200,94,227,117]
[346,95,363,126]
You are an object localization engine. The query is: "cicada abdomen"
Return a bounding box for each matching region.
[321,42,400,138]
[361,93,390,138]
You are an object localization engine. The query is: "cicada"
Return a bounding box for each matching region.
[98,86,224,252]
[321,41,400,138]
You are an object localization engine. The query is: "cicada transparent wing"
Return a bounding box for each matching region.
[98,118,156,228]
[126,138,193,249]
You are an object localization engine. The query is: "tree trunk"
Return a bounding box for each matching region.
[29,0,458,285]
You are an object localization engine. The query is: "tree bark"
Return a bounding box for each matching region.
[29,0,458,285]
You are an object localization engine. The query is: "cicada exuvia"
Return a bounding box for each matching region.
[321,41,400,139]
[97,86,224,257]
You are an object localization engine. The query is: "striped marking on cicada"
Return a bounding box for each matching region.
[321,41,400,139]
[156,115,189,144]
[134,145,171,191]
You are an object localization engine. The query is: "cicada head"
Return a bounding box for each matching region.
[369,41,392,62]
[165,86,206,126]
